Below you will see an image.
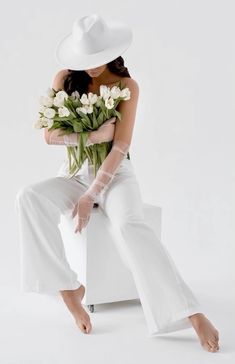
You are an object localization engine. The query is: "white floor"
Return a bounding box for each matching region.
[0,279,234,364]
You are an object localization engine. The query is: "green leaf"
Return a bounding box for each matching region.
[114,110,122,121]
[92,112,99,129]
[97,112,104,125]
[73,122,84,133]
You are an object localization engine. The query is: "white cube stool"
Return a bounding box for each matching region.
[58,203,162,312]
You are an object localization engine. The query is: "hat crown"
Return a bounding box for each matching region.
[71,14,111,55]
[55,13,133,70]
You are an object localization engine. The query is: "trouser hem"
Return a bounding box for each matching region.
[147,304,203,337]
[20,280,82,296]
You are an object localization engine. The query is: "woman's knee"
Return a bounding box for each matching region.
[14,184,36,213]
[15,184,34,204]
[15,178,58,210]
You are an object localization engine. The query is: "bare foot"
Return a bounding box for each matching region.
[188,313,219,352]
[60,284,92,334]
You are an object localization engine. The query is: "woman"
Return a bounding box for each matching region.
[15,14,219,352]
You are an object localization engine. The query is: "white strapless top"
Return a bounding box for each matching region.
[56,155,130,179]
[56,157,93,178]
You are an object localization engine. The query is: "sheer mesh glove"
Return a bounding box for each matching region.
[85,116,116,146]
[72,139,130,234]
[45,117,116,146]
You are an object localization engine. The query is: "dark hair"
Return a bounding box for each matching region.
[63,56,131,95]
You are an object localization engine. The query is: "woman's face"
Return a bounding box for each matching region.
[85,64,107,78]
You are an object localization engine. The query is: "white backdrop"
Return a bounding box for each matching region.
[0,0,234,360]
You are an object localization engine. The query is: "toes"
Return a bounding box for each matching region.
[209,336,219,349]
[86,322,92,334]
[83,318,92,334]
[77,322,87,333]
[82,325,87,333]
[202,342,212,352]
[210,347,218,352]
[209,337,218,345]
[83,324,89,333]
[78,322,91,334]
[201,340,218,353]
[212,340,220,351]
[74,308,92,334]
[207,341,218,352]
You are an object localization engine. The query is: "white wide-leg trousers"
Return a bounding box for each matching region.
[14,157,202,336]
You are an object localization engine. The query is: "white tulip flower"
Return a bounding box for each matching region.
[39,105,46,113]
[71,90,80,100]
[40,95,54,108]
[120,87,131,100]
[56,90,68,100]
[43,107,56,119]
[86,104,93,114]
[47,87,55,98]
[105,97,114,109]
[110,86,121,99]
[88,92,98,105]
[47,118,54,128]
[76,106,88,114]
[53,96,65,107]
[40,116,52,127]
[58,106,70,117]
[34,119,44,129]
[99,85,111,100]
[80,94,90,105]
[76,104,93,114]
[34,116,53,128]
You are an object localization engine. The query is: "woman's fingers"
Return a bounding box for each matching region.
[73,195,93,233]
[75,216,89,234]
[105,124,115,142]
[99,116,116,127]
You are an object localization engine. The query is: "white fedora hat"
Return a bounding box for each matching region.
[54,13,133,70]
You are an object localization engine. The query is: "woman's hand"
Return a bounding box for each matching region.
[86,117,116,146]
[71,194,95,234]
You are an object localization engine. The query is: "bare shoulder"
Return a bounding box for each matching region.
[52,69,71,91]
[121,77,139,89]
[121,77,139,97]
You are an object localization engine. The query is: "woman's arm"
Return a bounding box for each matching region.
[84,78,139,199]
[73,78,139,232]
[44,118,116,146]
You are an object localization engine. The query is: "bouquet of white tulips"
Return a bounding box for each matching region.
[34,81,131,177]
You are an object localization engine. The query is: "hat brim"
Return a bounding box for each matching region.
[54,20,133,71]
